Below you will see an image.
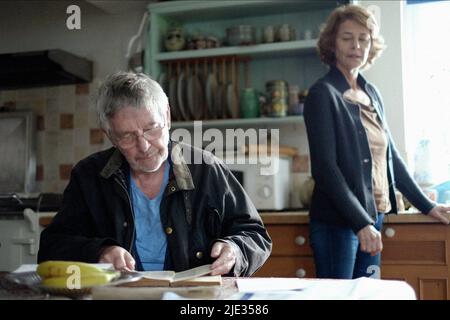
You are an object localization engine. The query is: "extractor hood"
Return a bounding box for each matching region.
[0,49,93,90]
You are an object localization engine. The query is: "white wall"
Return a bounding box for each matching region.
[0,0,148,84]
[356,0,408,160]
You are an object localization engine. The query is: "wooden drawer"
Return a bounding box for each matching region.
[255,256,315,278]
[266,224,313,256]
[382,224,449,265]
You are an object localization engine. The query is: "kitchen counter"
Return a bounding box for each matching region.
[258,210,450,300]
[38,210,450,227]
[259,210,450,224]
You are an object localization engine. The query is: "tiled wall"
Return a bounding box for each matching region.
[0,84,311,207]
[0,84,112,194]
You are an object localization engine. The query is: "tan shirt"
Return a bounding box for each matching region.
[359,103,391,213]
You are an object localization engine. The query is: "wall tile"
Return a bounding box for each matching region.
[42,180,59,193]
[60,113,74,129]
[46,86,60,99]
[36,165,44,181]
[76,84,90,95]
[75,145,90,163]
[58,180,70,193]
[88,110,98,128]
[57,131,74,164]
[15,100,34,110]
[1,89,17,102]
[89,144,104,155]
[45,98,59,131]
[17,88,45,100]
[58,85,75,114]
[36,131,45,165]
[59,164,73,180]
[90,128,104,144]
[43,162,58,182]
[59,94,75,114]
[59,85,75,100]
[74,111,88,129]
[74,128,89,147]
[37,115,45,131]
[30,98,46,115]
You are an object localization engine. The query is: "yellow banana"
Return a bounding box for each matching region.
[42,271,119,289]
[37,261,111,279]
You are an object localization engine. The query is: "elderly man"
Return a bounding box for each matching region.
[38,72,272,276]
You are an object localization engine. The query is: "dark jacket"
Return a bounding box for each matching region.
[304,65,435,233]
[38,141,272,276]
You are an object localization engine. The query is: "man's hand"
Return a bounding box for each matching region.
[357,224,383,256]
[428,205,450,224]
[98,245,135,270]
[210,242,236,276]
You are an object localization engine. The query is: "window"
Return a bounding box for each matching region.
[404,0,450,186]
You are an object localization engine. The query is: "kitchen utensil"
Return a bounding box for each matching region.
[230,56,239,118]
[187,61,204,120]
[221,58,227,118]
[206,59,218,119]
[168,63,180,121]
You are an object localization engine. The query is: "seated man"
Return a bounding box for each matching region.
[38,72,272,276]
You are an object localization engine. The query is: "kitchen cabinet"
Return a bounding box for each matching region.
[258,212,450,300]
[381,222,449,300]
[255,222,315,278]
[144,0,347,127]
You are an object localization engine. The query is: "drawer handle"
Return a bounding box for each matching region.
[296,268,306,278]
[294,236,306,246]
[384,227,396,238]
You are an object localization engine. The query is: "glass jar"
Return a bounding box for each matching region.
[266,80,288,117]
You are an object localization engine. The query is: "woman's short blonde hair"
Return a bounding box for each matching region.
[317,4,386,70]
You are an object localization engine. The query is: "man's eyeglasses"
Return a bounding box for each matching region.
[114,123,166,148]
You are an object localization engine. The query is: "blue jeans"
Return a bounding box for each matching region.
[309,213,384,279]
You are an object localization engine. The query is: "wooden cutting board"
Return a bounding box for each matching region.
[242,144,298,157]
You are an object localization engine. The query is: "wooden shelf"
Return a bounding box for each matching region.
[148,0,341,21]
[170,115,304,129]
[156,40,317,61]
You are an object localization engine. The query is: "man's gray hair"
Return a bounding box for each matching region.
[96,72,168,132]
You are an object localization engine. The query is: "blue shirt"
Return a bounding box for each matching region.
[130,162,170,271]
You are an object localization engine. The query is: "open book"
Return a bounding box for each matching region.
[120,264,222,287]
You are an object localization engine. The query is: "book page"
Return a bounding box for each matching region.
[141,270,175,281]
[172,264,212,283]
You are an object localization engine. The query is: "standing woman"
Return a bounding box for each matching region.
[304,4,450,279]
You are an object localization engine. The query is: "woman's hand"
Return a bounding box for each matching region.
[98,245,136,271]
[428,205,450,224]
[357,225,383,256]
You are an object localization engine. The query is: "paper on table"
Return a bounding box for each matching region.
[236,278,310,292]
[236,278,416,300]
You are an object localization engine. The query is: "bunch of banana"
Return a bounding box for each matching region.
[37,261,119,289]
